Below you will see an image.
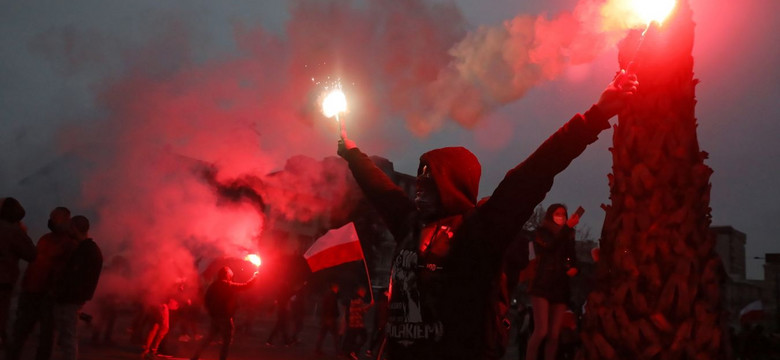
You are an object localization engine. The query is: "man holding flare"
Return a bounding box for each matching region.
[332,70,638,360]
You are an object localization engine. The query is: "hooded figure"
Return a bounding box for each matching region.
[190,267,257,360]
[336,72,637,360]
[0,197,35,287]
[0,197,36,346]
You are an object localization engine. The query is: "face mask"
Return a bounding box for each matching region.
[553,215,566,226]
[415,165,441,219]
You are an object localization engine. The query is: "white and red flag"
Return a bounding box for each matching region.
[304,222,364,272]
[739,300,765,323]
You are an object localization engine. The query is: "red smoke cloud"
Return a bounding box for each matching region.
[44,0,641,305]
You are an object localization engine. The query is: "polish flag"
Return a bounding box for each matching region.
[739,300,765,323]
[304,222,364,272]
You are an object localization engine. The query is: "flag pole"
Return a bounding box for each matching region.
[356,239,374,303]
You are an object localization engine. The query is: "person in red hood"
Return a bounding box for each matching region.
[336,72,637,360]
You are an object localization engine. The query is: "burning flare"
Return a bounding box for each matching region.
[244,254,262,267]
[322,88,347,119]
[631,0,676,25]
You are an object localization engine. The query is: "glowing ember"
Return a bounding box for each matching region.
[244,254,262,267]
[322,88,347,119]
[632,0,676,25]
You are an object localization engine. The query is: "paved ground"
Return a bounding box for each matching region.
[11,313,524,360]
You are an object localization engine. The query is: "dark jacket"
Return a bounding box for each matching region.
[0,198,36,286]
[340,105,609,360]
[320,291,340,320]
[204,277,256,318]
[529,226,577,304]
[56,238,103,304]
[22,231,78,294]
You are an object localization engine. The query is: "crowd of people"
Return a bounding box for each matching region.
[0,195,390,360]
[1,199,103,360]
[0,72,638,360]
[3,69,776,360]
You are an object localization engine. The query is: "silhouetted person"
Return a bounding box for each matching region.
[141,293,180,359]
[525,204,580,360]
[289,284,307,344]
[190,266,257,360]
[90,255,130,346]
[367,288,389,358]
[515,304,533,360]
[172,278,200,344]
[336,72,637,359]
[743,324,770,360]
[7,207,76,360]
[343,286,373,360]
[315,283,341,356]
[265,283,292,346]
[51,215,103,360]
[0,197,36,347]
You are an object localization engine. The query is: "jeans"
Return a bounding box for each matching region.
[53,303,81,360]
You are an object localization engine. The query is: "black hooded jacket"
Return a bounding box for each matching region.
[340,105,610,359]
[56,238,103,304]
[0,197,36,286]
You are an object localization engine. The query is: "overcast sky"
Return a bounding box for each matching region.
[1,0,778,279]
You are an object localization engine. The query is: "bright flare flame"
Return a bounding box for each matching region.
[244,254,262,267]
[632,0,676,25]
[322,89,347,119]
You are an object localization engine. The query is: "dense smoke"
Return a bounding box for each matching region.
[27,0,643,305]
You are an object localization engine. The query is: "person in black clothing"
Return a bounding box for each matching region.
[51,215,103,360]
[336,71,637,360]
[515,303,533,360]
[190,266,257,360]
[265,283,292,346]
[0,197,36,348]
[366,288,389,357]
[525,204,579,360]
[315,283,341,356]
[289,284,307,345]
[7,206,75,360]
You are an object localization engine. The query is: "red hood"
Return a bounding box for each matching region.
[418,147,481,216]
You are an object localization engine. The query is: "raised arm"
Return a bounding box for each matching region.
[231,272,259,291]
[337,122,416,239]
[479,72,637,250]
